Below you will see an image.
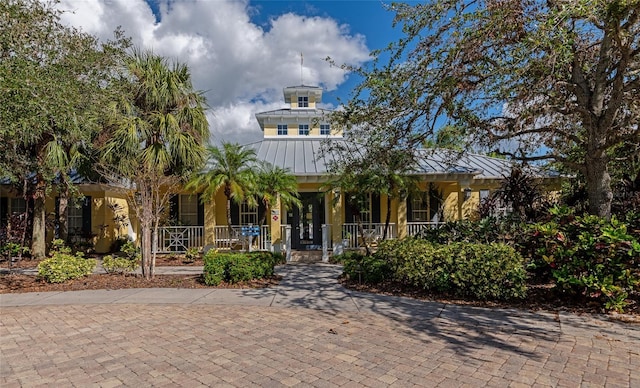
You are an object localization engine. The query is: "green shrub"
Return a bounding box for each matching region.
[374,238,527,300]
[340,252,391,284]
[524,207,640,312]
[102,255,139,274]
[120,240,141,261]
[203,252,231,286]
[38,251,96,283]
[184,247,200,263]
[202,251,280,286]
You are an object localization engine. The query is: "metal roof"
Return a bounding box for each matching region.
[244,138,536,180]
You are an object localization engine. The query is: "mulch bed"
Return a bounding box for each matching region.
[0,272,280,294]
[2,256,638,323]
[341,278,640,322]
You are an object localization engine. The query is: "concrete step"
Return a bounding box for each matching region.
[288,250,324,264]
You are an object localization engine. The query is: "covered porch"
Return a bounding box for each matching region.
[154,221,443,260]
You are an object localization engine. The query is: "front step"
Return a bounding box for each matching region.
[288,250,325,264]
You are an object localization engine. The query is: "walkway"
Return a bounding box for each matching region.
[1,264,639,387]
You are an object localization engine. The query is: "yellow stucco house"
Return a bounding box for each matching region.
[156,84,560,260]
[0,84,559,258]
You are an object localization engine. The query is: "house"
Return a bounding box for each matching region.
[1,84,560,257]
[0,172,133,254]
[159,84,560,259]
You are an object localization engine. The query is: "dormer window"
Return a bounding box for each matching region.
[298,124,310,135]
[297,96,308,108]
[277,124,288,135]
[320,124,331,135]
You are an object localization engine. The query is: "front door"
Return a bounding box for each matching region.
[290,193,324,250]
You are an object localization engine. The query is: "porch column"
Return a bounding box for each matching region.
[322,224,329,262]
[330,189,342,245]
[270,196,282,251]
[204,198,216,248]
[397,198,407,239]
[284,225,292,262]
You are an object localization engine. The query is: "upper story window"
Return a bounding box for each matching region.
[298,124,310,136]
[277,124,288,135]
[320,124,331,135]
[297,96,308,108]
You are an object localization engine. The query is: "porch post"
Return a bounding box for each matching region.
[397,198,407,239]
[322,224,329,262]
[285,225,292,262]
[330,189,343,246]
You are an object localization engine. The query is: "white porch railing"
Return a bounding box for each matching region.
[407,222,443,237]
[155,226,204,253]
[341,223,396,248]
[212,225,271,251]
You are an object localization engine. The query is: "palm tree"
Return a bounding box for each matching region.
[188,142,257,237]
[102,50,208,279]
[253,164,302,227]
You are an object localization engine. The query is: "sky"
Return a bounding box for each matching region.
[53,0,406,145]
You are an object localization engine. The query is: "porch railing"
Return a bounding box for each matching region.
[212,225,270,251]
[341,223,396,248]
[407,222,443,237]
[155,226,204,253]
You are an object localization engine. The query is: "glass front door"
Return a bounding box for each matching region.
[290,193,324,250]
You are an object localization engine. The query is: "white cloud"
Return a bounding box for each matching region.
[54,0,370,144]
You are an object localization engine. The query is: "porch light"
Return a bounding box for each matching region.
[463,188,472,201]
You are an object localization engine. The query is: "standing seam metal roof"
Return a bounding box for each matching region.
[244,138,531,179]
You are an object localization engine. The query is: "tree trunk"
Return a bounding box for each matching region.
[383,196,392,240]
[584,154,613,219]
[31,179,47,259]
[226,197,234,243]
[58,187,68,242]
[141,221,152,280]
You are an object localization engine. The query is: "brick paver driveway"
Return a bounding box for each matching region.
[1,264,639,387]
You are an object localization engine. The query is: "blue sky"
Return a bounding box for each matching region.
[56,0,408,144]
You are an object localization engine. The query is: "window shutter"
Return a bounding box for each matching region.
[406,195,413,222]
[230,202,240,225]
[258,202,266,225]
[345,195,356,223]
[197,193,204,226]
[82,196,92,234]
[169,195,179,224]
[54,197,60,239]
[0,197,7,226]
[372,194,381,223]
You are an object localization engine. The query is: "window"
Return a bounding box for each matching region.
[68,199,84,233]
[409,190,442,223]
[9,198,26,217]
[411,196,429,222]
[298,124,310,136]
[65,196,91,236]
[1,197,26,226]
[277,124,288,135]
[297,96,308,107]
[348,194,372,224]
[179,195,199,225]
[320,124,331,135]
[479,189,490,202]
[169,194,202,226]
[240,201,258,225]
